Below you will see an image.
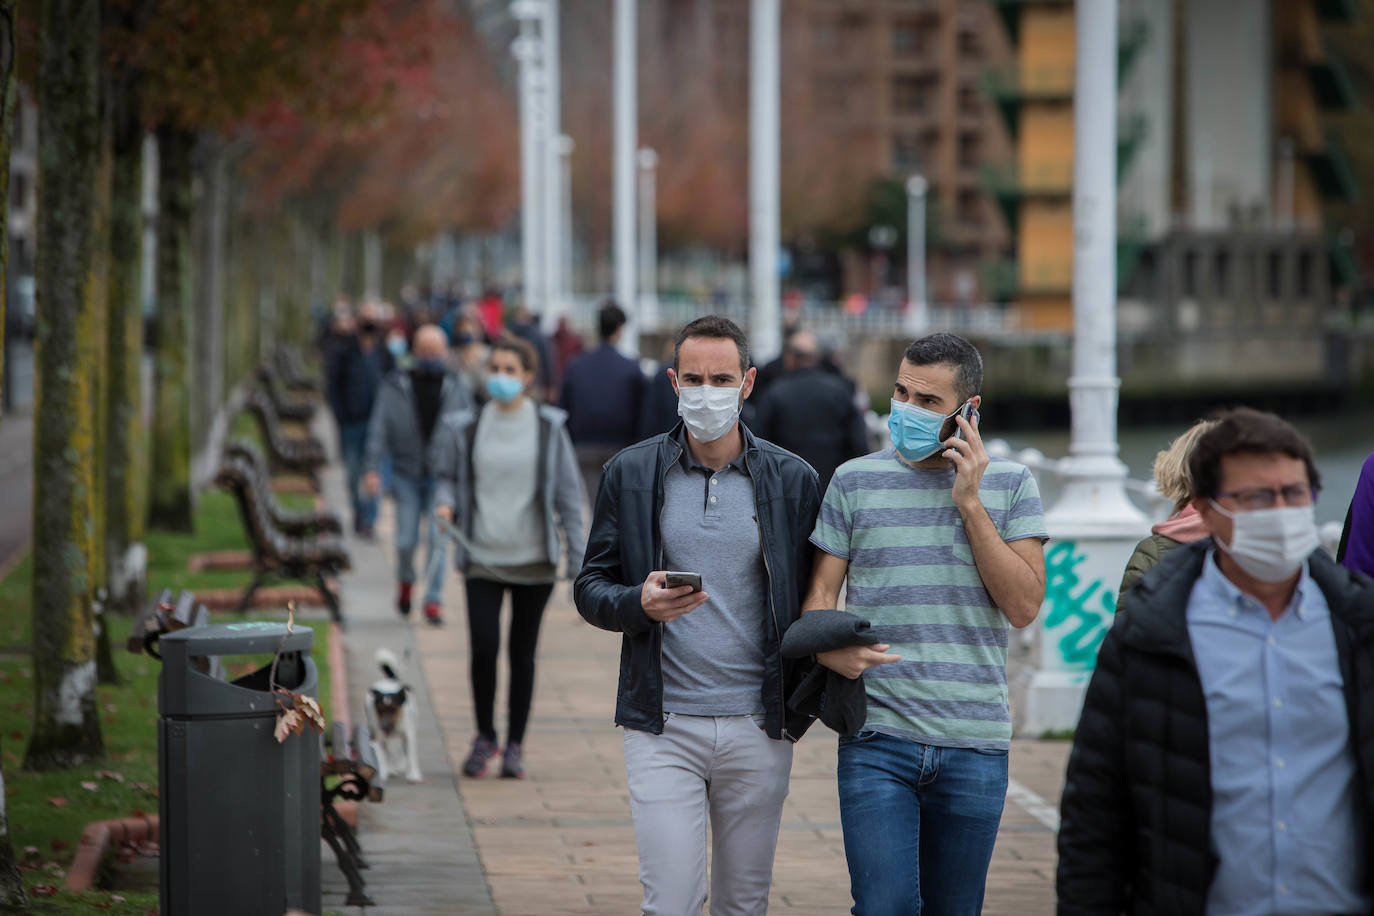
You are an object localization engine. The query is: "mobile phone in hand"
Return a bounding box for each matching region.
[953,402,979,441]
[664,571,702,592]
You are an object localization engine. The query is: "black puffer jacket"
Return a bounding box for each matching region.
[1057,539,1374,915]
[573,422,822,742]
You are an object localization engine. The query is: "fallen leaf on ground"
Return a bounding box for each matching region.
[50,840,69,851]
[30,884,56,897]
[81,781,99,791]
[48,796,68,808]
[8,731,20,741]
[96,770,124,782]
[22,846,36,856]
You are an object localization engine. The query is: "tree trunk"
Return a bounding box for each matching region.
[0,1,26,906]
[147,124,194,532]
[105,63,146,615]
[26,0,105,770]
[90,73,117,686]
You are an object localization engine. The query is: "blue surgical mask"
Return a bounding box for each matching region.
[387,335,407,357]
[486,374,524,403]
[887,398,967,463]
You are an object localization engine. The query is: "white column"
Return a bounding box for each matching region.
[637,147,660,332]
[1021,0,1150,738]
[749,0,781,362]
[905,174,928,336]
[512,6,544,314]
[541,0,564,328]
[558,134,575,314]
[613,0,638,356]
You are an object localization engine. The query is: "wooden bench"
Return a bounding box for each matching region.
[256,363,317,422]
[321,722,385,907]
[223,439,343,538]
[127,589,223,679]
[214,455,349,622]
[240,390,327,488]
[274,344,321,394]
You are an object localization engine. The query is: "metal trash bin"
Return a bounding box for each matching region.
[158,621,321,916]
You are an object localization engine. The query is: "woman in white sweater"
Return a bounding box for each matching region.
[433,336,586,779]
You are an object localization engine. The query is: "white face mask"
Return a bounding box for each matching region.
[677,384,742,443]
[1209,501,1320,583]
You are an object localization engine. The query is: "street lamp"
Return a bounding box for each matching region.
[637,147,659,332]
[905,174,928,335]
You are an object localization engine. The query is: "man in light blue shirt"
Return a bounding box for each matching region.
[1058,407,1374,914]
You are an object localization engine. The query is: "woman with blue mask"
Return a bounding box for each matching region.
[432,336,585,781]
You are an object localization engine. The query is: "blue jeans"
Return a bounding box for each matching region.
[338,421,377,531]
[392,472,445,604]
[837,732,1007,916]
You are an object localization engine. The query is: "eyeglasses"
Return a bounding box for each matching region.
[1213,484,1318,511]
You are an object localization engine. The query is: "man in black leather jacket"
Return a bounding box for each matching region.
[574,315,821,916]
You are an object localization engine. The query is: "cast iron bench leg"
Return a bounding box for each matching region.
[322,800,374,906]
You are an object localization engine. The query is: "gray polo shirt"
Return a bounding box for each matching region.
[660,430,768,715]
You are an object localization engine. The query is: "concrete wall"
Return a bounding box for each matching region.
[1185,0,1273,229]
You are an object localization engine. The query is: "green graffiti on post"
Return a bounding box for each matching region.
[1042,540,1116,669]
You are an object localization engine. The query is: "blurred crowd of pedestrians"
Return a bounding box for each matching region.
[314,285,1374,912]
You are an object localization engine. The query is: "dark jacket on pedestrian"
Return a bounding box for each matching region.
[1057,539,1374,915]
[637,365,680,441]
[573,422,823,743]
[506,317,554,396]
[752,366,869,491]
[363,368,473,480]
[560,343,646,446]
[780,609,878,737]
[328,337,392,425]
[431,402,585,576]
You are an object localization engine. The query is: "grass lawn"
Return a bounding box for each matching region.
[0,484,336,913]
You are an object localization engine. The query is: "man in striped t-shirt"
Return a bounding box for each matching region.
[805,333,1047,916]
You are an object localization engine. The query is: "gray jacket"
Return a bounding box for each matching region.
[363,369,473,480]
[432,402,586,576]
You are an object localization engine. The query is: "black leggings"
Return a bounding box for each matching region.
[464,578,554,747]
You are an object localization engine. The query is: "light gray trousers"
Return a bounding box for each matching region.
[623,713,794,916]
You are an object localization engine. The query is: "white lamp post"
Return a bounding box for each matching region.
[558,134,575,312]
[541,0,564,328]
[905,174,928,335]
[1020,0,1150,737]
[637,147,659,332]
[613,0,638,356]
[749,0,781,362]
[511,2,546,314]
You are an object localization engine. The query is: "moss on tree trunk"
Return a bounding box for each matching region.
[26,0,105,770]
[147,124,194,532]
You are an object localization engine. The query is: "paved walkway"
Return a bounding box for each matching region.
[321,435,1065,915]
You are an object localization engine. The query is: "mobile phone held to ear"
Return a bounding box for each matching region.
[664,571,702,592]
[953,402,979,441]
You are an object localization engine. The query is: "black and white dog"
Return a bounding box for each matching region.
[367,648,422,784]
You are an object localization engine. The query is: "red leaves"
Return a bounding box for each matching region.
[50,839,70,851]
[48,796,69,808]
[30,884,57,897]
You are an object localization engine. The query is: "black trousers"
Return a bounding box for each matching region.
[463,577,554,746]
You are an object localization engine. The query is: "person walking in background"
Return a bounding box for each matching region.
[560,302,646,501]
[363,325,473,624]
[805,332,1047,916]
[1117,418,1218,597]
[637,339,681,441]
[1058,407,1374,915]
[328,300,393,537]
[433,336,584,780]
[550,315,585,393]
[752,329,869,492]
[574,316,822,916]
[450,308,491,398]
[506,304,555,403]
[1337,450,1374,577]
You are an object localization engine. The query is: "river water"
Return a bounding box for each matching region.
[1005,411,1374,528]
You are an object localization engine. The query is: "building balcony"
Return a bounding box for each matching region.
[979,215,1147,303]
[1308,46,1358,110]
[991,0,1073,44]
[1307,130,1358,201]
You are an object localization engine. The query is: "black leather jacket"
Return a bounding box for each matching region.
[573,421,822,741]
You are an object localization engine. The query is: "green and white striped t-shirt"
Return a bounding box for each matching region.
[809,448,1047,750]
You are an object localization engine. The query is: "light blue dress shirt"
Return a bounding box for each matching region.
[1186,550,1369,916]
